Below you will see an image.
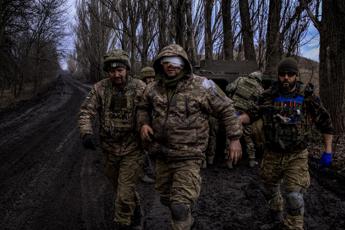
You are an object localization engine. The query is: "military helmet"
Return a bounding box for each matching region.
[103,49,131,71]
[248,71,263,82]
[140,66,155,79]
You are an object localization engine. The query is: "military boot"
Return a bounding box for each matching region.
[260,210,283,230]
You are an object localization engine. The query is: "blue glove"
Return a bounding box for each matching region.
[319,152,332,168]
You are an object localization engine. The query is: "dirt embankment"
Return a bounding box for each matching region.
[0,74,344,230]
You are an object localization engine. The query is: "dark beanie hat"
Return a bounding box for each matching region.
[277,57,298,74]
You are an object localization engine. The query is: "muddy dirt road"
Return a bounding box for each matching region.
[0,73,344,230]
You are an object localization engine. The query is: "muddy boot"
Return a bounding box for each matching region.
[141,174,155,184]
[130,205,143,230]
[249,159,258,168]
[260,210,283,230]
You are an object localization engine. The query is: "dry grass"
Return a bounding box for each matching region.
[0,78,54,109]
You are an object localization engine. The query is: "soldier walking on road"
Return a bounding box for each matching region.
[226,71,264,168]
[78,50,146,230]
[137,44,242,230]
[240,57,334,230]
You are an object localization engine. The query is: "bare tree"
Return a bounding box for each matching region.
[303,0,345,133]
[239,0,256,61]
[204,0,214,60]
[222,0,233,60]
[264,0,282,78]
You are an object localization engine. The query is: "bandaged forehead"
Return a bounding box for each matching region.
[160,56,184,68]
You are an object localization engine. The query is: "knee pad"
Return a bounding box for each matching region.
[170,203,190,221]
[285,191,304,216]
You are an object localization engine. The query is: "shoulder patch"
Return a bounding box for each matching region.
[202,79,216,91]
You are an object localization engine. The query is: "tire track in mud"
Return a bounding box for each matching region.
[0,74,96,229]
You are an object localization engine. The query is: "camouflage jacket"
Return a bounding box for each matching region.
[137,75,242,161]
[226,74,264,112]
[248,81,334,152]
[79,76,146,156]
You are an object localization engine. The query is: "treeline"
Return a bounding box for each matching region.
[0,0,67,98]
[72,0,317,81]
[72,0,344,133]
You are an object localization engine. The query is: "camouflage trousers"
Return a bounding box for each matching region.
[155,159,202,230]
[104,151,144,226]
[260,149,310,230]
[242,124,255,160]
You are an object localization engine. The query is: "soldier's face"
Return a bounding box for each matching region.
[162,62,182,78]
[108,67,127,85]
[145,77,155,84]
[278,72,296,91]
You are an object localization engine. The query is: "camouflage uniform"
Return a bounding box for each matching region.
[248,81,334,230]
[78,50,146,227]
[226,71,264,167]
[137,44,242,230]
[205,116,218,166]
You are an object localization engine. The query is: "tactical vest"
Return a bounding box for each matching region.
[262,90,311,152]
[101,81,137,140]
[230,77,263,112]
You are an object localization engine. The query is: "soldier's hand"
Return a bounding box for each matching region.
[140,124,154,141]
[82,134,96,150]
[228,139,242,165]
[239,113,250,124]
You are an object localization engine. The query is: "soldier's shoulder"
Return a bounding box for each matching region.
[131,77,146,88]
[190,74,215,89]
[93,78,110,90]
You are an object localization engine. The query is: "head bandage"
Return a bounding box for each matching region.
[160,56,184,68]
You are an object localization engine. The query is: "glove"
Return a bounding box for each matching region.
[82,134,96,150]
[319,152,332,168]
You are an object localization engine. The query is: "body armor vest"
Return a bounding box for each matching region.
[263,91,311,152]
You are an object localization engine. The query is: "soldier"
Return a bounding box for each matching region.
[240,57,334,230]
[140,66,155,84]
[139,66,156,183]
[226,71,264,168]
[137,44,242,230]
[78,50,146,230]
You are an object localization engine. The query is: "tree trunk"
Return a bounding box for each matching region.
[186,0,197,65]
[319,0,345,133]
[140,0,149,66]
[221,0,233,60]
[121,0,129,51]
[158,0,167,51]
[239,0,256,62]
[264,0,282,80]
[205,0,213,60]
[173,0,186,48]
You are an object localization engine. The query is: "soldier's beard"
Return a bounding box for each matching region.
[279,80,296,93]
[111,74,127,87]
